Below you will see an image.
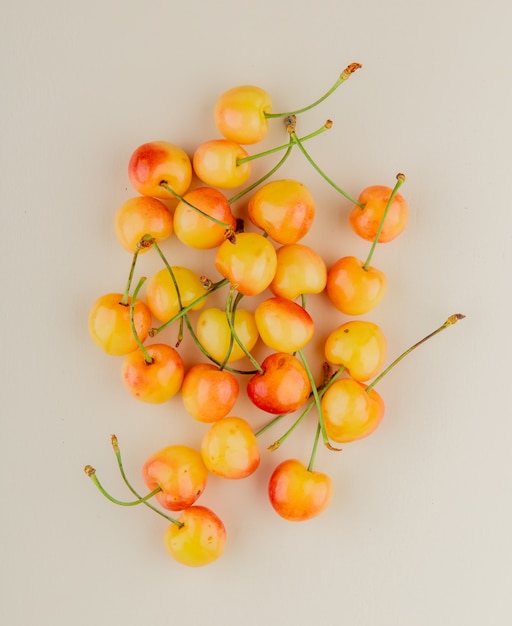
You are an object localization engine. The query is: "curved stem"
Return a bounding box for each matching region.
[84,466,162,507]
[290,131,362,206]
[225,287,263,373]
[110,435,183,527]
[159,182,234,234]
[366,314,466,393]
[121,246,141,305]
[130,276,153,363]
[363,173,406,270]
[265,62,362,119]
[307,423,322,472]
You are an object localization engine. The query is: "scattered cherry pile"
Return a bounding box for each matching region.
[85,63,464,567]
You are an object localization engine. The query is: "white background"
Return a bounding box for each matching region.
[2,0,511,624]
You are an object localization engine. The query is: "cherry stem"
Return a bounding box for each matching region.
[235,122,331,166]
[298,349,341,451]
[151,242,186,345]
[363,173,406,270]
[84,465,162,506]
[307,423,322,472]
[110,435,183,527]
[366,314,466,393]
[129,276,153,364]
[289,130,362,207]
[150,278,230,336]
[265,62,362,119]
[219,290,243,369]
[121,246,142,305]
[159,182,235,236]
[225,287,263,373]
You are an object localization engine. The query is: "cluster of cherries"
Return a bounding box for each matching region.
[85,63,464,567]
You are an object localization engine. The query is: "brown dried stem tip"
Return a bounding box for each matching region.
[340,62,362,80]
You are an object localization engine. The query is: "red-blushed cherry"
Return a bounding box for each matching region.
[200,416,260,479]
[181,363,239,423]
[320,378,385,443]
[326,256,387,315]
[128,141,192,199]
[163,506,226,567]
[214,85,272,145]
[121,343,185,403]
[247,179,315,244]
[350,184,408,243]
[268,459,333,521]
[141,445,208,511]
[246,352,311,414]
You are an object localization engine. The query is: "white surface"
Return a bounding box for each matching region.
[1,0,511,624]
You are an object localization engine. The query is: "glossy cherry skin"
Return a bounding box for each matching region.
[163,506,226,567]
[320,378,385,443]
[268,459,333,521]
[270,243,327,300]
[326,256,387,315]
[145,266,207,323]
[247,179,315,244]
[214,85,272,145]
[121,343,185,403]
[142,445,208,511]
[200,416,260,479]
[128,141,192,199]
[192,139,251,189]
[114,196,173,253]
[196,307,259,364]
[324,320,386,382]
[350,185,408,243]
[254,296,314,353]
[215,232,277,296]
[247,352,311,414]
[181,363,239,423]
[173,187,237,249]
[88,293,152,356]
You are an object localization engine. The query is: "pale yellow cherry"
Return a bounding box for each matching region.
[269,244,327,300]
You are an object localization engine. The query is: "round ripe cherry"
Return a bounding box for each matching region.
[324,320,386,382]
[326,256,387,315]
[181,363,239,423]
[163,506,226,567]
[269,243,327,300]
[114,196,173,253]
[196,307,259,364]
[192,139,251,189]
[214,232,277,296]
[88,293,152,356]
[173,187,237,249]
[254,297,314,353]
[350,185,408,243]
[128,141,192,199]
[145,266,207,323]
[268,459,333,522]
[142,444,208,511]
[320,378,385,443]
[247,179,315,244]
[200,416,260,479]
[214,85,272,145]
[246,352,311,414]
[121,343,185,403]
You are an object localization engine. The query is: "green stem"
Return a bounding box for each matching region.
[290,131,362,206]
[366,314,466,393]
[219,290,244,369]
[225,287,263,373]
[265,62,362,118]
[307,423,322,472]
[235,121,331,166]
[363,173,406,270]
[159,182,234,233]
[121,246,141,305]
[110,435,183,527]
[129,276,153,363]
[84,465,162,506]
